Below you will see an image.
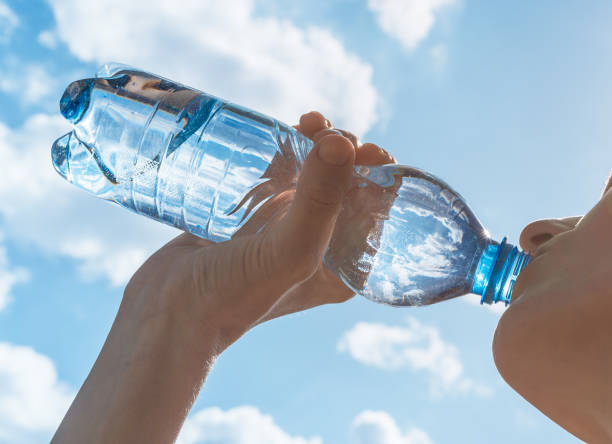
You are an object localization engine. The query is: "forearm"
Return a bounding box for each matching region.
[52,293,221,444]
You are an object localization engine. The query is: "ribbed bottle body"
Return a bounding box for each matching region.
[52,69,311,242]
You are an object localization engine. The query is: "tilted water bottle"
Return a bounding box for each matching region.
[51,63,530,307]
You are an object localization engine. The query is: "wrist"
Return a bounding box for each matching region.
[52,291,222,444]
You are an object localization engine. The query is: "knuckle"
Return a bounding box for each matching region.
[300,111,325,125]
[260,229,320,282]
[294,254,320,280]
[338,129,359,148]
[313,128,344,143]
[360,142,379,150]
[307,180,344,209]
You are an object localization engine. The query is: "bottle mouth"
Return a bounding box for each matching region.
[59,78,94,123]
[472,238,531,305]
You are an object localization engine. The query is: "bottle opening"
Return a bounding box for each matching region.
[473,238,531,305]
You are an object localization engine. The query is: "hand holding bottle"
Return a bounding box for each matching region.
[127,111,396,346]
[51,112,395,444]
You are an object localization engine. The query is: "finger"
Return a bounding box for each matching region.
[313,128,345,144]
[275,134,355,278]
[336,129,359,150]
[299,111,332,139]
[313,127,360,150]
[255,266,354,325]
[356,142,395,165]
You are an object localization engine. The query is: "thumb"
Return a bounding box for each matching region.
[276,133,355,275]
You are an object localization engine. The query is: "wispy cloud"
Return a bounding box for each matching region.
[0,239,29,311]
[429,43,448,72]
[0,63,56,105]
[37,30,59,49]
[46,0,379,137]
[0,1,18,44]
[367,0,456,52]
[350,410,434,444]
[177,406,433,444]
[177,406,322,444]
[0,342,74,441]
[337,317,491,397]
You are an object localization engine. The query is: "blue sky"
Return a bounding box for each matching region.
[0,0,610,442]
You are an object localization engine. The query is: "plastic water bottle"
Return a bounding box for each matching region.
[51,63,530,307]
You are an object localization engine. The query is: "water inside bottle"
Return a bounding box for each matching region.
[327,165,490,305]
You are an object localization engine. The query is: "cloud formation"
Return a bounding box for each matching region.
[37,30,59,49]
[0,1,18,43]
[350,410,434,444]
[0,239,29,311]
[177,406,322,444]
[367,0,456,51]
[0,63,56,105]
[46,0,378,136]
[0,342,74,442]
[337,317,491,396]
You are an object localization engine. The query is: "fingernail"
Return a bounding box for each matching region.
[318,137,350,166]
[325,119,332,128]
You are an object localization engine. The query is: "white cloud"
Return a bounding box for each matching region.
[0,114,178,286]
[0,240,29,311]
[350,410,433,444]
[46,0,378,137]
[0,2,18,43]
[37,30,59,49]
[0,63,56,104]
[177,406,322,444]
[429,44,447,71]
[367,0,456,52]
[0,342,74,442]
[337,317,491,397]
[59,238,149,287]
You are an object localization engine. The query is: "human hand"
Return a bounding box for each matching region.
[52,111,396,444]
[125,111,396,350]
[493,172,612,443]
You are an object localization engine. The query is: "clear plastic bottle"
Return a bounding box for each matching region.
[52,63,530,307]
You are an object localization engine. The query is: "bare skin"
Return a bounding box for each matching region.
[494,172,612,443]
[51,111,395,444]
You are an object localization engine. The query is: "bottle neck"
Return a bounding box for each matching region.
[471,238,531,305]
